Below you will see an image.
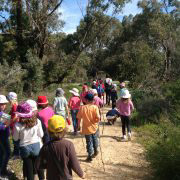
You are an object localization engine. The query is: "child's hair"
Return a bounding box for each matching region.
[38,104,48,109]
[19,114,37,128]
[49,127,67,139]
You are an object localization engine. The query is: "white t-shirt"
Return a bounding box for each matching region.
[13,119,44,147]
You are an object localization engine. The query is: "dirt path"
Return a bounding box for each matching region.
[67,107,151,180]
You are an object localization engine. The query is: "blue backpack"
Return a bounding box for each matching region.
[97,84,104,95]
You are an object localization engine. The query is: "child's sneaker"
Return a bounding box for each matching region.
[128,132,132,141]
[86,156,93,162]
[121,135,127,142]
[92,150,99,158]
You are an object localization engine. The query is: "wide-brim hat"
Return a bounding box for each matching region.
[69,88,79,96]
[91,89,98,95]
[26,99,37,112]
[56,88,64,96]
[48,115,65,133]
[0,95,8,104]
[121,93,131,99]
[37,96,48,105]
[15,102,33,118]
[7,92,17,101]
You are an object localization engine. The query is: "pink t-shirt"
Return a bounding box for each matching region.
[68,96,81,110]
[116,99,134,116]
[38,107,54,128]
[80,92,88,104]
[93,96,103,108]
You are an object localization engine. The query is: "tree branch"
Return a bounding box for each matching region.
[48,0,63,16]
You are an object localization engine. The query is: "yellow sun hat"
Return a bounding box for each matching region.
[48,115,66,133]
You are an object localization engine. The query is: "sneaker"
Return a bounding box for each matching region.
[121,135,127,142]
[128,132,132,140]
[92,151,99,158]
[86,156,93,162]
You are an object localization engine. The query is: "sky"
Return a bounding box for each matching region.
[59,0,142,34]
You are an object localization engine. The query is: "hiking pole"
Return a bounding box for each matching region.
[99,105,106,172]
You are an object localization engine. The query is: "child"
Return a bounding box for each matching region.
[25,100,45,180]
[80,85,88,105]
[105,78,112,105]
[110,84,118,109]
[7,92,19,159]
[13,102,44,180]
[106,102,120,125]
[38,96,54,143]
[91,89,103,108]
[0,95,11,177]
[68,88,81,135]
[53,88,70,120]
[116,90,134,141]
[119,82,127,97]
[36,115,85,180]
[77,93,101,162]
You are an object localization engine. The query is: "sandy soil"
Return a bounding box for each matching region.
[66,106,151,180]
[9,106,151,180]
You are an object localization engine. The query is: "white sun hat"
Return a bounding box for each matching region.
[69,88,80,96]
[7,92,17,101]
[0,95,9,104]
[91,89,98,95]
[120,89,131,99]
[26,99,37,112]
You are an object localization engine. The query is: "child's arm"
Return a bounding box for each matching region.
[13,124,20,141]
[130,100,134,112]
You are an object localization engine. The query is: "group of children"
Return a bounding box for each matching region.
[0,80,134,179]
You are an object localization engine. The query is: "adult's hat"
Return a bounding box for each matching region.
[85,93,94,101]
[26,99,37,112]
[0,95,8,104]
[48,115,65,133]
[7,92,17,101]
[16,102,33,118]
[37,96,48,105]
[69,88,79,96]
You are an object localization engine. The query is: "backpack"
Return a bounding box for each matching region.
[97,84,104,95]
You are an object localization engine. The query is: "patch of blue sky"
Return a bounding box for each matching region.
[60,0,142,34]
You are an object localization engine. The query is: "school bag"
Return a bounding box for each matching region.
[97,84,104,95]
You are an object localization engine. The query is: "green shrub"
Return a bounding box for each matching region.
[136,123,180,180]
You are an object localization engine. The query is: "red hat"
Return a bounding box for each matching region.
[37,96,48,105]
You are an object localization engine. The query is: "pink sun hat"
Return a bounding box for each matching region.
[15,102,33,118]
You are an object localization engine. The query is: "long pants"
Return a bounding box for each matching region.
[23,156,44,180]
[121,115,131,135]
[71,109,79,133]
[106,91,111,105]
[85,130,99,157]
[0,137,11,174]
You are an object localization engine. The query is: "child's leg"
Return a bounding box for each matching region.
[92,130,99,154]
[121,116,126,137]
[124,116,131,133]
[71,110,78,133]
[13,139,20,156]
[0,138,11,174]
[23,156,34,180]
[85,134,94,157]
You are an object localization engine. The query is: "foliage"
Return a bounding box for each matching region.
[136,123,180,180]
